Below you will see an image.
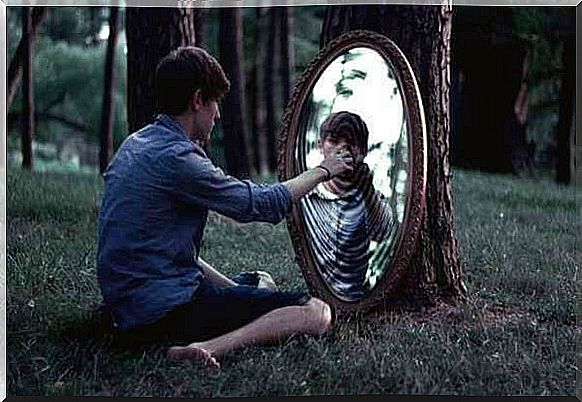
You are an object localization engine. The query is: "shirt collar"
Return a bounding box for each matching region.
[153,113,208,157]
[154,113,190,140]
[310,182,358,201]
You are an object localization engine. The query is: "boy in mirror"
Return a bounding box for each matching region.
[301,111,394,301]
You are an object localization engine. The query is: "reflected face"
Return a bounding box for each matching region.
[297,47,410,302]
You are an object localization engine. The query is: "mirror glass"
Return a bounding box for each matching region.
[296,47,409,302]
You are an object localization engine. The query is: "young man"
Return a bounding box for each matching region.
[300,111,394,301]
[97,46,354,369]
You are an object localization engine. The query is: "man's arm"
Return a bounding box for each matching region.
[282,151,354,203]
[197,257,238,287]
[352,162,394,241]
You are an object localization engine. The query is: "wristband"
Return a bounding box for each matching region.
[316,165,332,181]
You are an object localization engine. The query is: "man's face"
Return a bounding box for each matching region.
[319,134,363,184]
[319,135,362,162]
[194,98,221,144]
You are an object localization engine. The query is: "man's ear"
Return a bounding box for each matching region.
[190,89,203,111]
[317,139,323,151]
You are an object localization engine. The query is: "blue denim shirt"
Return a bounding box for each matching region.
[97,114,292,330]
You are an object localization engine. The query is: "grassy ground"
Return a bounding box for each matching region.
[6,168,579,396]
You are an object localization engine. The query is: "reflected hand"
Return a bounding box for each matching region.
[319,148,354,180]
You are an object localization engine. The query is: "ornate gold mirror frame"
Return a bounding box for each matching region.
[278,30,427,315]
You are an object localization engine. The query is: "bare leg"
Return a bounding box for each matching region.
[167,297,332,368]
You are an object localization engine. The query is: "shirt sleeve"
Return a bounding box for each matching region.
[171,144,292,224]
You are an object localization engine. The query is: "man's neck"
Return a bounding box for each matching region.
[170,113,194,140]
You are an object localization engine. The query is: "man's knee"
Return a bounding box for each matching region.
[304,297,332,335]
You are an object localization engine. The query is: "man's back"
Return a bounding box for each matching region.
[97,115,206,330]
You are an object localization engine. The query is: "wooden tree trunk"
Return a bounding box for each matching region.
[322,3,466,307]
[7,7,46,112]
[279,7,294,107]
[219,8,251,179]
[126,7,196,133]
[21,7,34,170]
[265,7,281,172]
[556,35,575,185]
[249,7,270,176]
[194,9,207,47]
[99,7,120,175]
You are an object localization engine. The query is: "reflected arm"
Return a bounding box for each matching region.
[355,162,394,241]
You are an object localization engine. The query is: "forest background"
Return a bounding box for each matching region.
[5,4,579,397]
[5,5,577,186]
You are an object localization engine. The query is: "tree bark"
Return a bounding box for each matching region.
[556,35,575,185]
[21,7,35,170]
[194,9,207,47]
[265,7,281,172]
[99,7,120,175]
[248,8,270,176]
[7,7,46,112]
[279,6,294,107]
[219,8,251,179]
[322,3,466,307]
[126,7,196,133]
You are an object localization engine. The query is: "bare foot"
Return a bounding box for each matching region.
[167,345,220,369]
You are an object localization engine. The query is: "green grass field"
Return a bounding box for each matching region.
[7,168,579,396]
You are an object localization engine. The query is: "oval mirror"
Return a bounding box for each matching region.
[278,30,427,315]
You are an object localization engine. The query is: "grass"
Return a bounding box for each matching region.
[6,167,579,396]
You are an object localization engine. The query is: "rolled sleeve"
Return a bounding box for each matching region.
[172,144,292,224]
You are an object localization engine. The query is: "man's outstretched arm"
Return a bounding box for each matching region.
[282,150,354,202]
[197,257,238,287]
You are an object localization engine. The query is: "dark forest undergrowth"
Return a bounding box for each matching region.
[7,168,579,396]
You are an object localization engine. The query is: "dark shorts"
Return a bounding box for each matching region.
[114,279,310,346]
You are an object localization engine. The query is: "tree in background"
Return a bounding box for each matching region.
[99,7,120,175]
[7,7,46,111]
[322,3,467,307]
[125,7,196,133]
[248,7,270,176]
[555,33,575,185]
[21,7,36,170]
[265,7,281,172]
[279,7,294,107]
[219,8,251,179]
[194,9,207,48]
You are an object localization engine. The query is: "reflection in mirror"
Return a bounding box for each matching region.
[297,47,409,302]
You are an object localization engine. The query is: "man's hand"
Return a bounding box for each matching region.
[319,148,354,179]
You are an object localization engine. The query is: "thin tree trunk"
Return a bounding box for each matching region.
[219,8,250,179]
[194,9,207,47]
[250,8,270,176]
[126,7,196,133]
[21,7,34,170]
[7,7,46,112]
[279,6,294,107]
[556,35,575,185]
[265,7,281,172]
[99,7,120,175]
[322,3,466,307]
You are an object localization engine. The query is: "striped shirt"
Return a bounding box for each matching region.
[300,183,393,301]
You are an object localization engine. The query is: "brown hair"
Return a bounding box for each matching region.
[155,46,230,115]
[320,111,369,155]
